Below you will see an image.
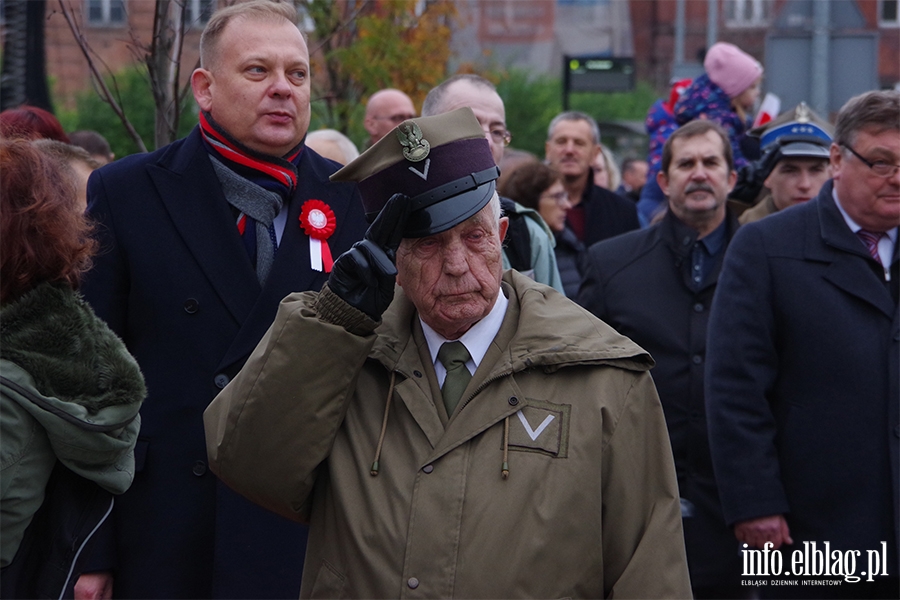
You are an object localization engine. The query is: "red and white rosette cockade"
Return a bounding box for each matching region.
[299,199,336,273]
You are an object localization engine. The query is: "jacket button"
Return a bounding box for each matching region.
[413,370,423,378]
[693,303,704,313]
[422,465,434,474]
[214,374,229,389]
[183,298,199,314]
[508,396,519,406]
[692,355,702,365]
[192,460,207,476]
[407,577,419,589]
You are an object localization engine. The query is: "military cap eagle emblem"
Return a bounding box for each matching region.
[396,121,430,162]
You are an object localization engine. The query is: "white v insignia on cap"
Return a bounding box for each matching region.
[516,410,555,441]
[408,158,430,181]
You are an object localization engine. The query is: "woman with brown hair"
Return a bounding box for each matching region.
[499,159,588,298]
[0,139,145,598]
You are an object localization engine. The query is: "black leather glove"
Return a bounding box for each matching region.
[327,193,410,320]
[729,146,782,204]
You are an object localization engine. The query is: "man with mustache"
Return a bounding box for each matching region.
[76,2,367,598]
[578,119,747,599]
[205,108,692,598]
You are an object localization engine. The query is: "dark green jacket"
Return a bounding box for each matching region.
[1,283,145,568]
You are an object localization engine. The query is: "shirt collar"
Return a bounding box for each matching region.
[421,289,509,371]
[698,217,728,255]
[832,187,899,243]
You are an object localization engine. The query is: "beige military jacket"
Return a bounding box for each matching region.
[205,271,691,599]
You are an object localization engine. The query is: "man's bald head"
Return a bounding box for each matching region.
[364,89,416,145]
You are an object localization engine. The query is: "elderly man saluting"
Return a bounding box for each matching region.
[205,108,691,598]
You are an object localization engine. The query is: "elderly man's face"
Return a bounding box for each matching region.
[191,17,311,157]
[396,203,509,340]
[830,128,900,232]
[659,130,736,229]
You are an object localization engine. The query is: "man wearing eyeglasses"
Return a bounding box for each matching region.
[363,88,417,148]
[706,90,899,597]
[421,75,564,294]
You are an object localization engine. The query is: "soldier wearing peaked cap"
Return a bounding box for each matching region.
[204,107,692,598]
[739,102,834,224]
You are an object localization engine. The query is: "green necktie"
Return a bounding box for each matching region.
[438,341,472,416]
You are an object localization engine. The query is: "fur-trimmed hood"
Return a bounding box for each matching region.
[1,283,145,493]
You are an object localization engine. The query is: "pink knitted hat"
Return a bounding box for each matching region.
[704,42,763,98]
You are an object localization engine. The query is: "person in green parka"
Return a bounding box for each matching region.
[0,139,145,598]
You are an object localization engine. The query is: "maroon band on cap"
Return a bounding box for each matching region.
[357,137,495,216]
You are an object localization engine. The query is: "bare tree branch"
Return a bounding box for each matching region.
[56,0,147,152]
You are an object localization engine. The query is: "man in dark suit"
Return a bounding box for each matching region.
[76,2,367,598]
[706,90,899,598]
[545,111,639,247]
[578,120,746,598]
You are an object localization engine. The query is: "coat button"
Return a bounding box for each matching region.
[407,577,419,589]
[693,303,704,313]
[183,298,199,314]
[214,374,229,389]
[422,465,434,474]
[508,396,519,406]
[692,355,702,365]
[192,460,207,476]
[413,370,423,378]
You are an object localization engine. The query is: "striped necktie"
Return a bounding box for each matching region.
[857,230,884,262]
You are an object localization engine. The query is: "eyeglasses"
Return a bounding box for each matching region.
[541,190,569,205]
[486,128,512,147]
[842,144,900,178]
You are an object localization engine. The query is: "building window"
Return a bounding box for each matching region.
[86,0,126,26]
[880,0,899,27]
[185,0,215,28]
[724,0,772,27]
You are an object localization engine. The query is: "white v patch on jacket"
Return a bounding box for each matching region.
[516,410,555,441]
[504,400,570,457]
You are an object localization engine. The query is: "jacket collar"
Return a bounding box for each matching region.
[147,128,343,372]
[806,180,897,319]
[372,270,653,378]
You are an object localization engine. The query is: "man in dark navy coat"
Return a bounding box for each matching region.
[76,2,367,598]
[545,111,639,247]
[578,120,746,598]
[706,90,899,598]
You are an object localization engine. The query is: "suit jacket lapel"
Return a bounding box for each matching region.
[148,128,260,325]
[217,150,360,371]
[812,185,896,319]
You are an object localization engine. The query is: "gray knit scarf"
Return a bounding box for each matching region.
[210,156,283,285]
